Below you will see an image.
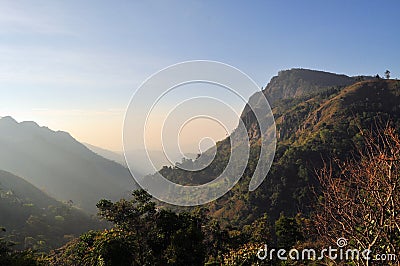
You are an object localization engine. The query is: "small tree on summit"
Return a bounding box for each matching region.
[385,69,391,79]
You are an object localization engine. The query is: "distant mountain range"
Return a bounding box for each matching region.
[0,117,138,213]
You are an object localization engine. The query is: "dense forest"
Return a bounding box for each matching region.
[1,69,399,265]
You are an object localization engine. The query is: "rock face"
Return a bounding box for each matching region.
[240,68,357,141]
[263,68,355,105]
[0,117,137,213]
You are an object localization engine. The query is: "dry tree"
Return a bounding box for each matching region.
[314,124,400,265]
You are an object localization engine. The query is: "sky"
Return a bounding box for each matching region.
[1,0,399,151]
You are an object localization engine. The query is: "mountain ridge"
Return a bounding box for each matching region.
[0,117,138,213]
[263,68,356,103]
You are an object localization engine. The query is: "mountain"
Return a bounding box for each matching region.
[226,76,400,218]
[0,117,138,213]
[0,170,104,250]
[148,70,400,226]
[241,68,359,142]
[218,76,400,225]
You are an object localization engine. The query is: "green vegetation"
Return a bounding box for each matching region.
[0,170,104,252]
[1,69,399,265]
[45,190,207,265]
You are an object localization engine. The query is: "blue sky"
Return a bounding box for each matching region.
[1,0,399,150]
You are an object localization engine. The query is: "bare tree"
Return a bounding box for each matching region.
[314,125,400,265]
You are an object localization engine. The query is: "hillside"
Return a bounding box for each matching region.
[0,170,104,251]
[215,78,400,224]
[0,117,138,213]
[147,70,400,226]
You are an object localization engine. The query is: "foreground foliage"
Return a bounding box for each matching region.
[46,190,206,266]
[315,125,400,265]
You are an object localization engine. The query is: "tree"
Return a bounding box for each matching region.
[0,229,41,266]
[222,242,261,266]
[97,189,205,265]
[274,213,304,249]
[314,125,400,265]
[385,69,391,79]
[48,189,206,265]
